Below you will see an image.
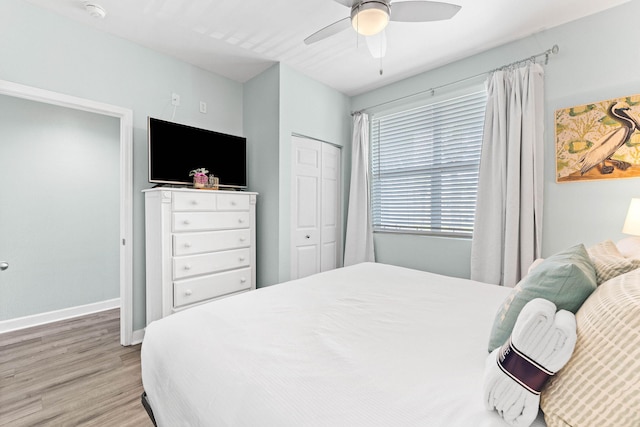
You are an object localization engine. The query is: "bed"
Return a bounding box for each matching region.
[142,239,640,427]
[141,262,546,426]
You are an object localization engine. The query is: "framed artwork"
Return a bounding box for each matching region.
[556,94,640,182]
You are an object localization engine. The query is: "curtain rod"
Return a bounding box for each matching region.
[352,44,559,115]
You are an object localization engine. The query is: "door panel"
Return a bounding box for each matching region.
[321,143,341,272]
[295,245,319,280]
[296,176,318,229]
[291,136,321,279]
[291,136,342,280]
[321,242,337,272]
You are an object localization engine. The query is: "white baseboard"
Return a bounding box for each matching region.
[0,298,120,334]
[131,328,145,345]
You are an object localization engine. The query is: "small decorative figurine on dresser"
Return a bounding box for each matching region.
[189,167,208,188]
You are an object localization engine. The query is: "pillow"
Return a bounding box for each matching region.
[540,268,640,427]
[616,236,640,259]
[488,244,596,352]
[587,239,640,284]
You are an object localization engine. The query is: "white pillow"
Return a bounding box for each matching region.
[616,236,640,259]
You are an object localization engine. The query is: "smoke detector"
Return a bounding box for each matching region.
[84,2,106,19]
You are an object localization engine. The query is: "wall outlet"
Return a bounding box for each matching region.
[171,93,180,106]
[199,101,207,114]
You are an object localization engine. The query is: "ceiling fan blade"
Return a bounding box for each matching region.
[304,17,352,45]
[366,31,387,59]
[332,0,357,6]
[390,1,461,22]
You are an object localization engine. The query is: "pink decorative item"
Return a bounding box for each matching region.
[189,167,209,189]
[193,173,207,188]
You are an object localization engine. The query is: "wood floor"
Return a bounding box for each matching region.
[0,309,153,426]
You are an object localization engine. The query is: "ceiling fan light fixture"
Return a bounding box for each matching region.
[351,1,390,36]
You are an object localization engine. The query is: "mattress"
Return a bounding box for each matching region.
[141,262,546,426]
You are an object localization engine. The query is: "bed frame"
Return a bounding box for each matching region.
[141,392,157,427]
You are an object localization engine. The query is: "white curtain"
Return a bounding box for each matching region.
[470,63,544,287]
[344,112,375,266]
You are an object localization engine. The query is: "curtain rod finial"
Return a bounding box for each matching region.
[552,45,559,55]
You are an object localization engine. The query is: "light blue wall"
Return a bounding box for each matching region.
[352,2,640,277]
[351,1,640,278]
[243,64,281,287]
[0,95,119,320]
[0,0,243,331]
[540,2,640,255]
[244,64,351,286]
[278,64,352,282]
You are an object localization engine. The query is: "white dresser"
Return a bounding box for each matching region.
[143,188,257,324]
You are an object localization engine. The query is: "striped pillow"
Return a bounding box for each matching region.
[587,239,640,284]
[540,269,640,427]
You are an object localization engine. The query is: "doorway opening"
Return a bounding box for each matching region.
[0,80,133,345]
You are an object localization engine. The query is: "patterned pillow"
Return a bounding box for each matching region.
[487,244,597,352]
[540,268,640,427]
[587,239,640,284]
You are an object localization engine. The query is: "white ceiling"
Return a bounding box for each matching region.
[23,0,629,96]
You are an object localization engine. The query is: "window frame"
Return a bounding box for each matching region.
[369,85,487,239]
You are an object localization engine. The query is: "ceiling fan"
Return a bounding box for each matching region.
[304,0,462,46]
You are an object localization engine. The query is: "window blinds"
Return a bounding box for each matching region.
[371,89,487,237]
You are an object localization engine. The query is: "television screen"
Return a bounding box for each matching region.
[148,117,247,189]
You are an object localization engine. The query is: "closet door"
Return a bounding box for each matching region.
[291,136,321,279]
[291,136,342,280]
[320,143,341,272]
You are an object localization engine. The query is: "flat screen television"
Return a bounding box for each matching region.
[148,117,247,189]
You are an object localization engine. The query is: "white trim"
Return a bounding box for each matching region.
[0,79,134,345]
[0,298,120,334]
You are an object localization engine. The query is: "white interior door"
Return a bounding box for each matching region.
[291,135,342,280]
[321,143,341,272]
[291,136,321,279]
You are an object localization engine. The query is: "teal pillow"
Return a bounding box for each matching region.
[488,244,597,352]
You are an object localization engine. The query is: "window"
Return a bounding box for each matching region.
[371,89,487,237]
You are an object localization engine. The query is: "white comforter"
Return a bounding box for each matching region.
[141,262,546,427]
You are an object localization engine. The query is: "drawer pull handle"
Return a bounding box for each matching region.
[305,235,310,239]
[183,220,191,225]
[184,242,192,248]
[240,277,247,283]
[231,200,237,206]
[239,256,246,262]
[184,264,192,270]
[239,237,246,242]
[185,289,193,296]
[238,218,244,224]
[191,200,198,205]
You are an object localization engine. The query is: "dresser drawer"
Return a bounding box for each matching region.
[173,229,250,256]
[173,248,250,280]
[174,267,252,308]
[172,192,217,211]
[173,212,250,232]
[217,193,250,211]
